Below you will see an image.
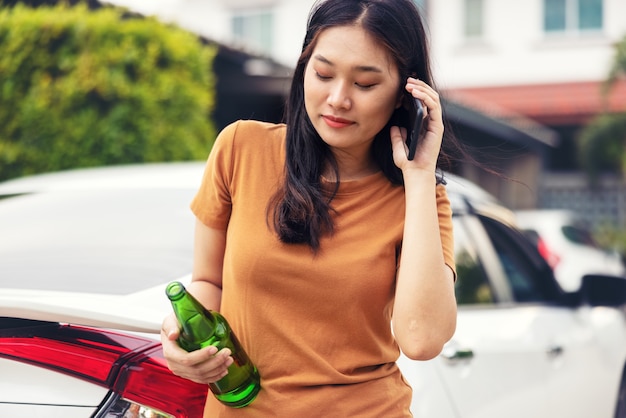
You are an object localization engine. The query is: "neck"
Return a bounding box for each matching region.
[322,153,379,182]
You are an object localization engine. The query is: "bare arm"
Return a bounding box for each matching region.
[392,170,456,360]
[389,78,457,360]
[188,218,226,310]
[160,219,232,384]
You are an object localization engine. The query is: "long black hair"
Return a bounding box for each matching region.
[269,0,447,251]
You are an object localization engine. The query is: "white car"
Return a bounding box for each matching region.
[1,163,625,418]
[515,209,626,292]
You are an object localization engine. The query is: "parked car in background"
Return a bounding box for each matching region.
[1,163,625,418]
[0,162,206,418]
[515,209,626,292]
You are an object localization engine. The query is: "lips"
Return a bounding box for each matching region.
[322,115,354,128]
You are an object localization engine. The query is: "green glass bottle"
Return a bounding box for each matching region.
[165,281,261,408]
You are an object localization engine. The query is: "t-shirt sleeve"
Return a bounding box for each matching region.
[436,183,456,279]
[190,121,240,230]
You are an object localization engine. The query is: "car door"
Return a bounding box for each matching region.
[433,213,552,418]
[540,304,624,418]
[440,212,620,418]
[478,215,623,418]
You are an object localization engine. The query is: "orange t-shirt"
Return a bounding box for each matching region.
[190,120,455,417]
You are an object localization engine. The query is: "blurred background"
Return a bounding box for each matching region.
[1,0,626,256]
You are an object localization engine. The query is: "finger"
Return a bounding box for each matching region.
[161,312,181,340]
[389,125,403,141]
[405,78,439,108]
[406,86,439,115]
[390,125,413,166]
[405,77,432,93]
[161,336,219,369]
[405,83,443,139]
[164,345,228,384]
[389,125,406,150]
[204,349,234,378]
[181,348,234,384]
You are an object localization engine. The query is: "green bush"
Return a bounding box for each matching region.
[577,33,626,182]
[0,3,217,181]
[578,113,626,181]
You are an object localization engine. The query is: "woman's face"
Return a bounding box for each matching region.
[303,25,402,157]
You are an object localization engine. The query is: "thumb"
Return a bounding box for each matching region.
[389,125,408,164]
[161,313,181,340]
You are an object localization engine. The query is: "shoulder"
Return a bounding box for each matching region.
[210,120,285,164]
[218,120,286,146]
[210,120,286,177]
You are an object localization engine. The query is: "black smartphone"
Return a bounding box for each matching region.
[406,98,425,160]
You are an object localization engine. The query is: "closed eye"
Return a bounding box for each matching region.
[356,82,376,89]
[315,72,332,81]
[315,71,377,89]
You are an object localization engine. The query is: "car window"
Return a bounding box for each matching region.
[561,225,598,247]
[479,216,559,303]
[520,228,540,246]
[452,218,495,305]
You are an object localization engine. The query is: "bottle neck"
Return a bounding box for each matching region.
[166,281,187,301]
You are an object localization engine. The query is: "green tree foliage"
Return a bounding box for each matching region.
[578,34,626,181]
[578,113,626,180]
[0,3,217,181]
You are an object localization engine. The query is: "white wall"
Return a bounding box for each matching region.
[104,0,312,66]
[104,0,233,46]
[429,0,626,88]
[104,0,626,88]
[270,0,311,67]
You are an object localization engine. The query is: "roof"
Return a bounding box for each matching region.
[442,97,559,149]
[448,79,626,126]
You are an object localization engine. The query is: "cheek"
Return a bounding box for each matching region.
[303,69,327,123]
[368,94,400,124]
[303,69,322,104]
[303,77,316,120]
[303,67,314,98]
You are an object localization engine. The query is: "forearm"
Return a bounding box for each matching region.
[187,219,226,312]
[186,278,223,312]
[392,170,457,360]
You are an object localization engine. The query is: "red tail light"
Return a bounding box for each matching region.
[537,237,561,269]
[0,320,207,418]
[113,345,208,417]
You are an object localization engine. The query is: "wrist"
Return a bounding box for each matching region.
[402,167,438,186]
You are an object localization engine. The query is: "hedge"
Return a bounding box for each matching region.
[0,3,217,181]
[578,33,626,181]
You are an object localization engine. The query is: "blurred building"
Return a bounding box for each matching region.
[105,1,625,161]
[428,0,626,170]
[158,0,621,224]
[98,0,626,216]
[426,0,626,226]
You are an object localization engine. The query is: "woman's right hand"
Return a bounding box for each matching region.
[391,78,444,176]
[160,312,233,385]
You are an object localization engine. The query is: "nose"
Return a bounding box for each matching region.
[327,81,351,110]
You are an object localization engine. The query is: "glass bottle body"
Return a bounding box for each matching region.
[166,281,260,408]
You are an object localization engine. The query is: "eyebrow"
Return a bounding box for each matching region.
[312,54,383,73]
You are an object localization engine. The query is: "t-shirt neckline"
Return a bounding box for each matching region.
[321,171,387,196]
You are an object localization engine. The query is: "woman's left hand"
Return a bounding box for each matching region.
[390,78,444,175]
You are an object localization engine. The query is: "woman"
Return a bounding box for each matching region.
[161,0,457,416]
